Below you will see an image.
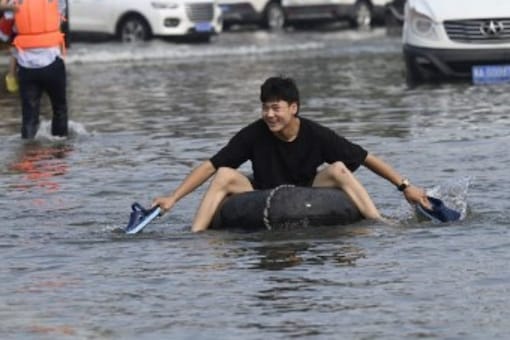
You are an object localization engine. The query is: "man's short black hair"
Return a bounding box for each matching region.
[260,76,300,109]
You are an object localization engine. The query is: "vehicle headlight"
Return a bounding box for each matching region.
[151,1,179,9]
[408,8,439,40]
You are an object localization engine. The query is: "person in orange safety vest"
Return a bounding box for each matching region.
[3,0,68,139]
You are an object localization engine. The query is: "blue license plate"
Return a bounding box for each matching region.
[472,65,510,85]
[195,22,213,32]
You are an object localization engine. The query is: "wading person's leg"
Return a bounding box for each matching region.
[192,167,253,232]
[312,161,381,220]
[18,67,42,139]
[43,58,68,137]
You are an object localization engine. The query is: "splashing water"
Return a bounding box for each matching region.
[392,176,472,223]
[34,120,90,140]
[426,176,472,220]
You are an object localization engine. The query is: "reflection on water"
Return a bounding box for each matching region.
[225,226,372,271]
[253,241,367,271]
[255,242,307,270]
[9,142,71,194]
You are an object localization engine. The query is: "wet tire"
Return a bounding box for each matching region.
[404,54,423,87]
[349,0,372,29]
[118,15,151,43]
[263,2,285,30]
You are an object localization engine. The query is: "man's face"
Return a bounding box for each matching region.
[261,100,298,132]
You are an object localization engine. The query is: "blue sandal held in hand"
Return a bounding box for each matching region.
[416,196,461,223]
[124,202,161,234]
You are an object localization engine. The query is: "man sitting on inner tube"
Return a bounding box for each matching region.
[152,76,430,232]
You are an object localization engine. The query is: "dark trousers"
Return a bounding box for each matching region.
[17,57,68,139]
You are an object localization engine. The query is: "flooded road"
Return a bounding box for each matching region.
[1,29,510,339]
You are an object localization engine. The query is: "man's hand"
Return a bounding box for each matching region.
[403,185,431,209]
[152,195,177,214]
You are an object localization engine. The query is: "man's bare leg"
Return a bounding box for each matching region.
[313,162,381,220]
[192,167,253,232]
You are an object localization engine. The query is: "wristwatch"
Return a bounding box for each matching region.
[397,178,410,192]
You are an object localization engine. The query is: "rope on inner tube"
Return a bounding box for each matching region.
[263,184,295,230]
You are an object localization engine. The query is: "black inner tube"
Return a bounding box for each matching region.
[210,186,363,231]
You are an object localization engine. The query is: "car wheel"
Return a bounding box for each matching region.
[118,15,151,43]
[404,54,423,86]
[264,2,285,30]
[350,0,372,29]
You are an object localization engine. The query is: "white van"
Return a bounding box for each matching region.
[218,0,390,30]
[69,0,223,42]
[403,0,510,85]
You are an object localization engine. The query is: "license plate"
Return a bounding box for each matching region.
[195,22,213,32]
[472,65,510,85]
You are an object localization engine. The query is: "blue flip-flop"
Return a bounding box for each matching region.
[124,202,161,234]
[416,196,461,223]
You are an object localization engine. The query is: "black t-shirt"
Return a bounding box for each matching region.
[210,117,368,189]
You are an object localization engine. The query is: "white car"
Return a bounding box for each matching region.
[68,0,223,42]
[403,0,510,85]
[218,0,390,30]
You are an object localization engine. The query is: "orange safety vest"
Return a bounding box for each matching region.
[12,0,65,50]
